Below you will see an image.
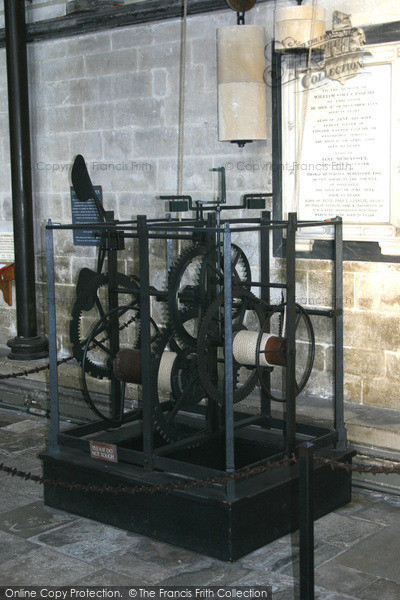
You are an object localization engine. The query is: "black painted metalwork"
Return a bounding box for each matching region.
[285,213,297,453]
[43,207,351,559]
[45,222,59,452]
[223,222,235,501]
[4,0,48,360]
[138,215,153,471]
[260,210,271,421]
[299,442,315,600]
[334,218,347,451]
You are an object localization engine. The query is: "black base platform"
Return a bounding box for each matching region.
[41,445,353,562]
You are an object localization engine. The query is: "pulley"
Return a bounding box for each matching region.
[233,330,286,368]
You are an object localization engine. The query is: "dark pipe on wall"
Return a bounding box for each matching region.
[4,0,48,360]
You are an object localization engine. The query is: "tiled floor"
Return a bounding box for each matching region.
[0,407,400,598]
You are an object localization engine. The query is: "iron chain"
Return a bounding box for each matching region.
[0,455,397,497]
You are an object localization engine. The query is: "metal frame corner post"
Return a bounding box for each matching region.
[223,222,235,501]
[138,215,153,471]
[4,0,48,360]
[285,213,297,454]
[46,222,60,452]
[299,441,315,600]
[271,47,283,257]
[260,210,271,421]
[334,217,347,450]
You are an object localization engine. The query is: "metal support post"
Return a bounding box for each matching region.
[334,217,347,450]
[107,221,122,420]
[285,213,297,454]
[206,212,220,432]
[138,215,153,470]
[166,213,173,271]
[46,223,59,452]
[260,210,271,422]
[299,442,315,600]
[5,0,48,360]
[223,222,235,501]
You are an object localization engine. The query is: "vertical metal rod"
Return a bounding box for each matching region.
[166,213,173,271]
[334,218,347,450]
[285,213,297,454]
[271,47,284,257]
[206,212,220,433]
[260,210,271,422]
[223,223,235,501]
[299,442,315,600]
[138,215,153,471]
[107,223,122,420]
[45,223,59,452]
[4,0,47,360]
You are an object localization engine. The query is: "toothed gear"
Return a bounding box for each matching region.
[166,243,252,349]
[166,245,205,349]
[152,310,206,444]
[197,288,268,405]
[70,272,140,379]
[197,243,252,312]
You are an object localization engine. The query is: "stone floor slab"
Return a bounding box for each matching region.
[96,545,210,585]
[0,501,76,539]
[275,541,342,577]
[30,519,138,563]
[0,546,97,586]
[334,489,382,517]
[159,564,251,586]
[314,562,377,596]
[313,512,381,549]
[358,577,400,600]
[333,526,400,583]
[239,538,292,573]
[0,488,37,513]
[73,568,142,586]
[352,500,400,526]
[0,469,43,500]
[0,529,38,563]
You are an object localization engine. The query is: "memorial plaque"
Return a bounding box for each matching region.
[70,186,103,246]
[281,39,400,255]
[299,64,391,223]
[0,233,14,262]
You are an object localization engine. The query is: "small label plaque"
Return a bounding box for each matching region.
[89,441,118,463]
[70,186,103,246]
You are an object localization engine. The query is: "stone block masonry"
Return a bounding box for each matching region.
[0,0,399,419]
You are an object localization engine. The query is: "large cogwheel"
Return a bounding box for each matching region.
[167,243,252,349]
[197,288,267,405]
[166,244,205,349]
[70,271,140,379]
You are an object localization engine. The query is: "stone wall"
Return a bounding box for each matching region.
[0,0,399,410]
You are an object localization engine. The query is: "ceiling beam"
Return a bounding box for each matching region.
[0,0,272,48]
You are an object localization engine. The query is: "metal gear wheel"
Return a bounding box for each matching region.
[167,243,251,349]
[70,271,140,379]
[197,288,267,405]
[81,302,142,426]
